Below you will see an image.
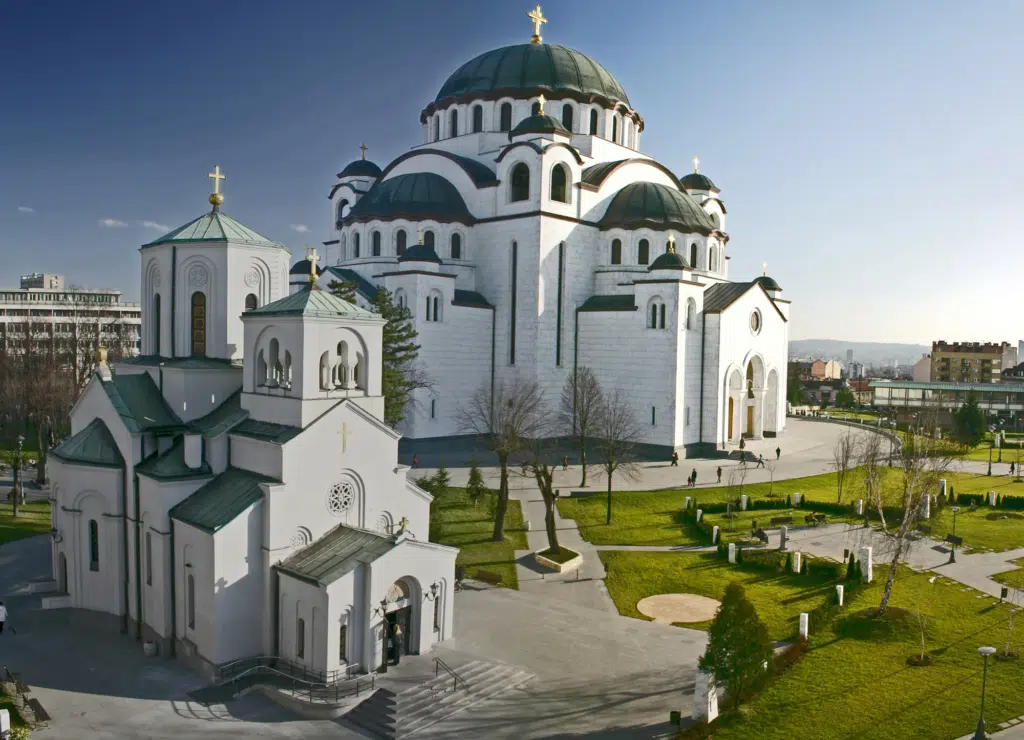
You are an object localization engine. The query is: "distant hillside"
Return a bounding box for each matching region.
[789,339,929,366]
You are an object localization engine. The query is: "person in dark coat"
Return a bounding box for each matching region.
[690,469,698,487]
[776,447,781,460]
[671,451,679,467]
[716,466,723,484]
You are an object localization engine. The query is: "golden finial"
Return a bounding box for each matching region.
[359,143,368,160]
[527,5,547,44]
[692,156,700,174]
[208,164,226,208]
[762,261,767,277]
[667,233,676,254]
[96,346,108,364]
[416,226,424,245]
[398,516,409,534]
[537,93,546,116]
[305,247,321,286]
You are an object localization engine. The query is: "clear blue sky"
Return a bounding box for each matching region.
[2,1,1022,343]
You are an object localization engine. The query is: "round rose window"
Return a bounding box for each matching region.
[750,310,761,335]
[327,481,355,516]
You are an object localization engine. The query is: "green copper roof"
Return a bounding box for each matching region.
[275,525,395,586]
[136,437,213,481]
[680,172,718,192]
[346,173,473,225]
[50,419,125,469]
[117,356,243,370]
[245,287,376,319]
[101,372,184,434]
[579,295,637,312]
[435,44,629,107]
[599,182,717,235]
[509,114,569,139]
[754,275,782,292]
[142,209,282,248]
[231,418,303,444]
[338,159,382,179]
[648,250,689,271]
[189,391,248,438]
[170,467,280,534]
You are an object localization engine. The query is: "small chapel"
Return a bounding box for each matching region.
[48,169,458,681]
[309,5,791,456]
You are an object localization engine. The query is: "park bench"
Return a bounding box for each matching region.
[945,534,963,548]
[752,528,769,545]
[27,697,50,723]
[805,513,828,526]
[770,516,794,527]
[473,570,503,586]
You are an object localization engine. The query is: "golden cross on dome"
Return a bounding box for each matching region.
[537,93,546,115]
[398,516,409,533]
[305,247,320,284]
[359,143,368,160]
[527,5,547,44]
[692,156,700,174]
[667,233,676,254]
[208,164,226,207]
[762,262,767,277]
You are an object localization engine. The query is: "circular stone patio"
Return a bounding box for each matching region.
[637,594,722,624]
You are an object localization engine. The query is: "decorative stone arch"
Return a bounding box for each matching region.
[507,160,533,204]
[740,352,768,440]
[374,511,394,535]
[383,575,423,658]
[250,323,280,390]
[177,254,218,357]
[290,526,312,548]
[324,326,369,393]
[685,298,697,330]
[144,258,162,355]
[426,289,443,323]
[245,258,273,307]
[645,295,667,330]
[765,368,781,434]
[325,470,365,527]
[724,365,745,445]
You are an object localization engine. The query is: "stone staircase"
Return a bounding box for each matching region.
[343,659,532,739]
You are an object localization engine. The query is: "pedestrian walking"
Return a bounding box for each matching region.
[411,455,419,468]
[691,469,698,487]
[1012,461,1017,476]
[671,451,679,467]
[716,466,722,484]
[392,623,403,665]
[562,455,569,471]
[0,601,7,634]
[740,451,746,466]
[739,437,746,451]
[776,447,781,460]
[757,454,765,468]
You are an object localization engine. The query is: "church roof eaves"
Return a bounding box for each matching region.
[274,524,395,587]
[320,267,379,302]
[142,210,283,249]
[703,281,787,322]
[231,418,303,445]
[50,418,125,469]
[581,159,685,191]
[245,287,377,320]
[102,371,185,434]
[170,467,280,534]
[136,437,214,482]
[452,289,492,309]
[117,356,243,370]
[377,150,499,188]
[189,391,248,438]
[578,295,637,312]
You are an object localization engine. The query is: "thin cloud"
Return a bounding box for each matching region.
[98,218,129,228]
[17,206,34,213]
[138,220,169,231]
[290,224,310,233]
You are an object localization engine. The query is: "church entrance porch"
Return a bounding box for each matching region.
[384,579,415,666]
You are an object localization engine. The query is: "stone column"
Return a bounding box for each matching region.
[799,613,809,639]
[938,479,947,498]
[920,495,931,520]
[792,492,802,507]
[754,389,767,438]
[740,494,748,511]
[792,551,802,573]
[728,543,736,564]
[855,499,864,516]
[989,491,997,507]
[712,525,720,544]
[836,584,844,606]
[684,496,692,509]
[692,670,719,723]
[696,509,703,523]
[779,526,788,551]
[860,546,873,583]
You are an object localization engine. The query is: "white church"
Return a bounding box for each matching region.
[304,5,790,455]
[48,173,458,680]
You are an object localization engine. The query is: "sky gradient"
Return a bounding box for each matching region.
[2,1,1022,343]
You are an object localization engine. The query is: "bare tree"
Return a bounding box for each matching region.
[592,390,643,525]
[518,402,564,555]
[726,466,749,532]
[877,413,952,616]
[858,431,890,530]
[559,366,603,487]
[456,377,547,541]
[833,429,857,503]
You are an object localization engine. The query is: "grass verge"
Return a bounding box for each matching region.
[0,500,51,546]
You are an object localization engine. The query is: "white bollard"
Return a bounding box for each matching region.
[860,546,874,583]
[836,584,844,607]
[728,543,737,564]
[855,499,864,516]
[740,494,748,511]
[696,509,703,523]
[939,479,947,498]
[780,525,789,551]
[0,709,9,736]
[799,612,809,639]
[920,495,931,520]
[524,520,531,532]
[792,551,802,573]
[989,491,997,507]
[792,492,802,507]
[712,525,720,544]
[684,496,692,509]
[692,670,719,723]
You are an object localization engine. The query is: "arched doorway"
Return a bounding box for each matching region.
[58,552,68,593]
[383,578,418,664]
[727,398,734,440]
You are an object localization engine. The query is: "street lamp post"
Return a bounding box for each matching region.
[948,506,960,564]
[372,598,390,673]
[13,434,25,510]
[973,645,997,740]
[988,445,993,477]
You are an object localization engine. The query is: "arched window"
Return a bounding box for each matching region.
[296,617,305,659]
[423,230,435,250]
[611,239,622,265]
[612,116,619,143]
[433,115,440,141]
[550,164,568,203]
[339,623,348,662]
[510,163,530,202]
[449,109,458,138]
[395,229,407,256]
[690,243,699,269]
[686,299,696,330]
[245,293,258,311]
[394,289,406,309]
[340,234,347,262]
[450,233,462,259]
[648,299,666,329]
[431,398,436,418]
[425,292,442,322]
[353,232,360,258]
[187,573,195,629]
[190,291,206,357]
[372,230,381,256]
[710,248,718,272]
[589,109,599,135]
[638,239,650,265]
[562,103,574,132]
[152,294,161,355]
[649,303,658,329]
[660,304,666,329]
[531,101,541,116]
[499,102,512,132]
[336,199,349,222]
[88,519,99,571]
[472,105,483,133]
[710,213,720,228]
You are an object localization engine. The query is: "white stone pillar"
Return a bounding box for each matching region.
[938,479,947,498]
[799,612,809,639]
[792,492,802,507]
[792,551,802,573]
[692,670,719,723]
[684,496,692,509]
[712,525,720,544]
[920,495,931,520]
[779,526,789,551]
[855,499,864,516]
[696,509,703,523]
[989,491,997,506]
[860,546,873,583]
[728,543,736,564]
[740,494,748,511]
[836,584,844,607]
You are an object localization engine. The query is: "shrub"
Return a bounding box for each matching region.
[772,636,808,673]
[846,552,856,580]
[1002,494,1024,511]
[415,475,436,494]
[434,462,451,498]
[736,547,744,565]
[785,552,793,572]
[800,558,809,575]
[958,492,985,507]
[785,494,792,507]
[717,542,728,560]
[699,583,774,709]
[806,557,843,581]
[466,458,486,506]
[742,550,785,572]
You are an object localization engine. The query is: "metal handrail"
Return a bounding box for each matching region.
[216,655,350,685]
[434,658,469,693]
[231,664,374,704]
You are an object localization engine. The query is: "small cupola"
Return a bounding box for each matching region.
[754,265,782,297]
[647,234,690,272]
[337,144,382,180]
[509,94,570,140]
[397,229,443,265]
[289,250,324,295]
[680,156,719,194]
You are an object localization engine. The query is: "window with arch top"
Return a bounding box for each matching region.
[611,238,622,265]
[423,230,435,250]
[612,116,618,143]
[245,293,258,311]
[395,229,407,256]
[372,230,381,257]
[190,291,206,356]
[638,239,649,265]
[562,103,574,132]
[589,108,599,135]
[648,299,666,329]
[450,233,462,259]
[690,242,699,269]
[550,164,568,203]
[510,163,530,202]
[433,115,440,141]
[686,298,696,330]
[449,109,458,138]
[472,105,483,133]
[152,294,161,354]
[499,102,512,132]
[353,232,360,258]
[88,518,99,571]
[531,100,541,116]
[336,199,349,222]
[709,248,718,272]
[296,617,305,659]
[425,291,442,322]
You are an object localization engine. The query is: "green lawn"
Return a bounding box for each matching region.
[993,559,1024,590]
[600,551,839,640]
[930,505,1024,553]
[709,569,1024,740]
[429,487,527,589]
[0,500,51,545]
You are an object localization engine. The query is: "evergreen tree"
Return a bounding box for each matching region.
[327,279,359,305]
[785,552,793,572]
[434,462,451,498]
[800,558,809,575]
[951,390,986,448]
[853,559,863,582]
[369,286,423,428]
[846,552,856,580]
[466,458,486,507]
[699,583,774,709]
[736,547,744,565]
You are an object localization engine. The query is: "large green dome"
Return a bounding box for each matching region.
[345,173,473,225]
[434,44,630,108]
[599,182,717,234]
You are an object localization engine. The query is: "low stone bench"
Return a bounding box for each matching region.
[473,570,503,586]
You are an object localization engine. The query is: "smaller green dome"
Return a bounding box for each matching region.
[397,243,442,264]
[346,173,473,225]
[648,251,689,271]
[755,275,782,292]
[509,114,569,140]
[599,182,717,234]
[290,259,325,277]
[681,172,718,191]
[338,159,382,179]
